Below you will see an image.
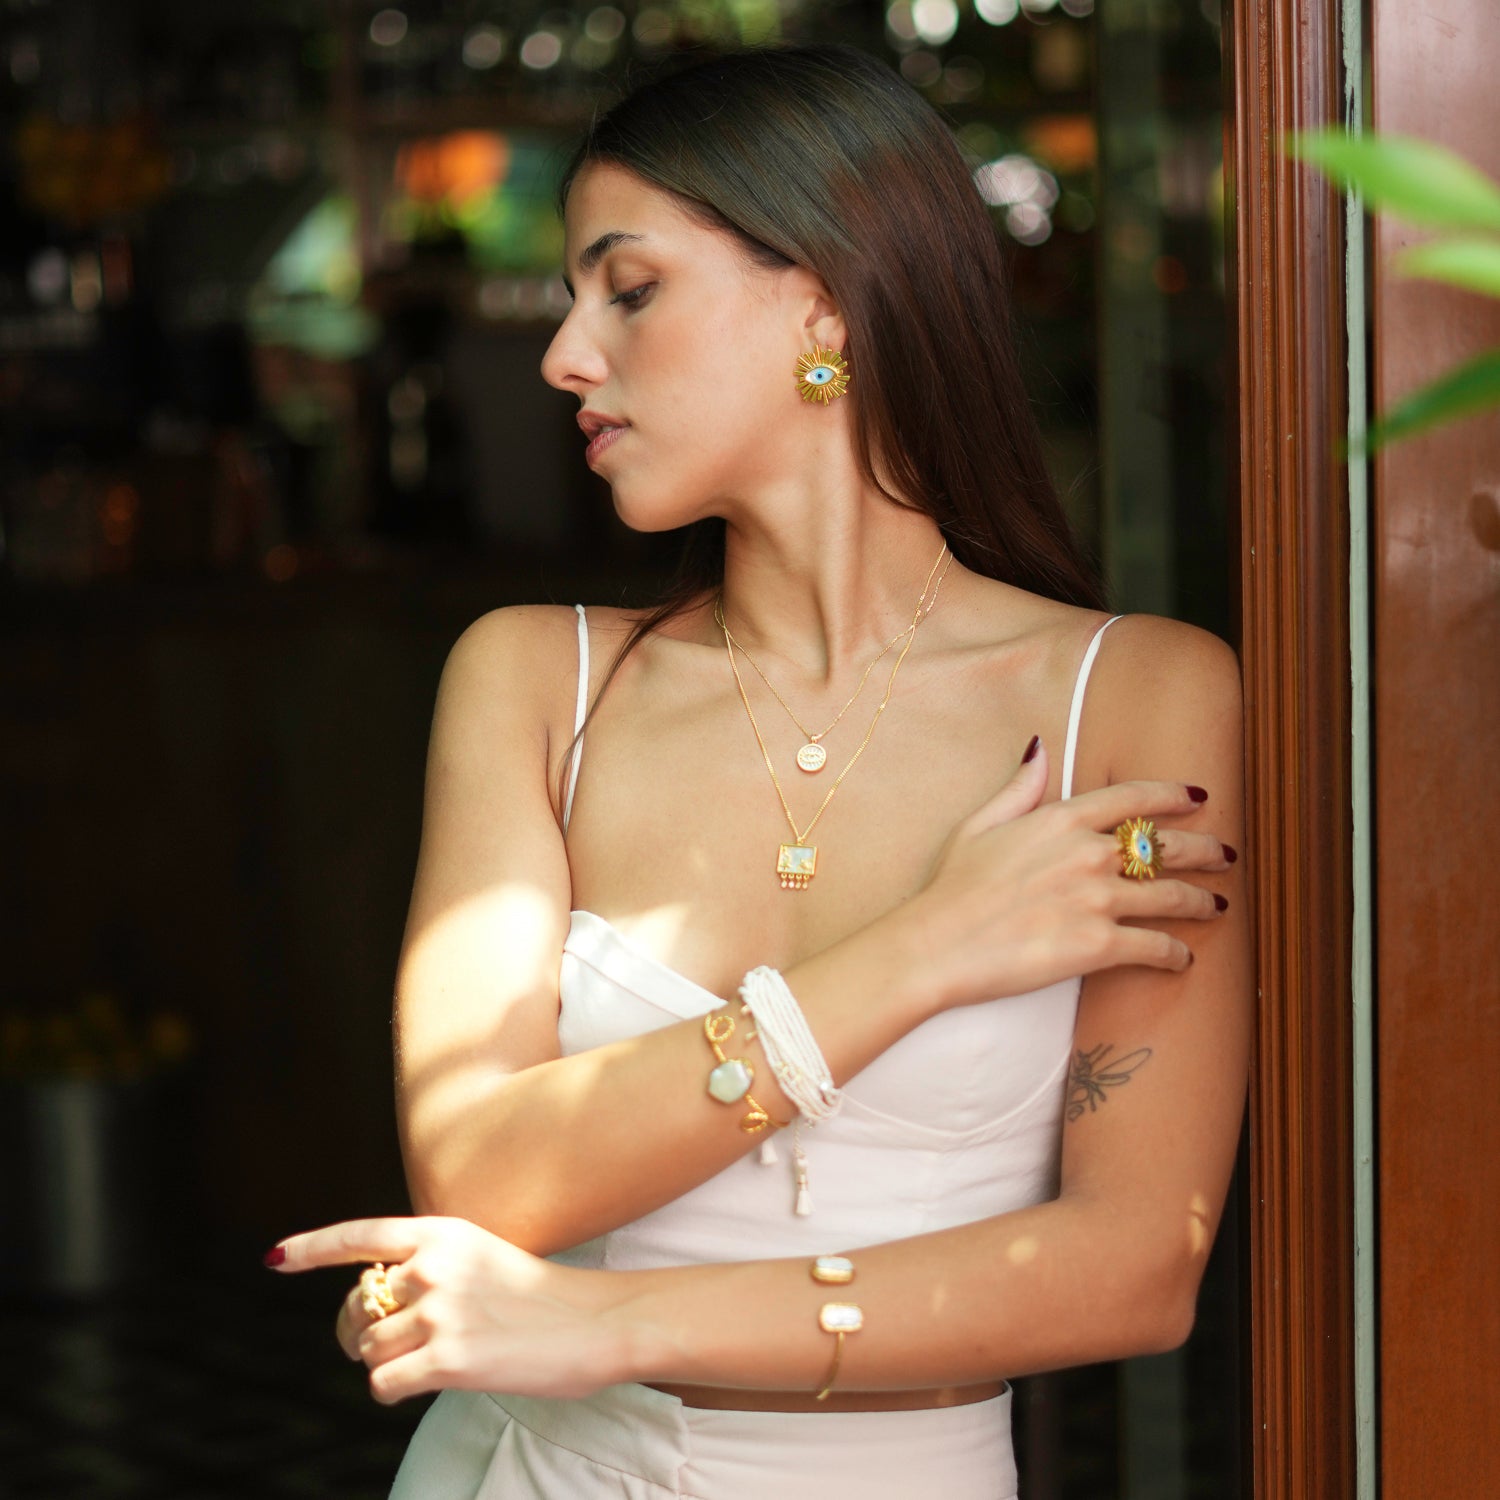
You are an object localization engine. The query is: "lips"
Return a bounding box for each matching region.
[579,410,630,465]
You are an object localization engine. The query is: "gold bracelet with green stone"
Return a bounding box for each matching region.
[703,1013,787,1133]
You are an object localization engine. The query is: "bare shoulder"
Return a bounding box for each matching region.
[439,602,620,721]
[434,601,667,783]
[1095,613,1240,700]
[1080,613,1244,794]
[424,606,588,799]
[445,602,586,684]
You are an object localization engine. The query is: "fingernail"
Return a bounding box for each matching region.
[1186,785,1208,803]
[1022,734,1041,764]
[1213,893,1229,912]
[263,1244,286,1267]
[1222,844,1238,863]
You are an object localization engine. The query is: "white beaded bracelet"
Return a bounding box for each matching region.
[738,966,842,1122]
[738,966,842,1216]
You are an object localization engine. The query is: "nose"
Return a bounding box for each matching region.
[540,305,607,394]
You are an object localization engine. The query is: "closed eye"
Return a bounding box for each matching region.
[610,283,654,311]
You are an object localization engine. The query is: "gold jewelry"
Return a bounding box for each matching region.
[1115,816,1165,880]
[720,547,949,890]
[703,1013,788,1133]
[717,605,902,775]
[794,345,850,404]
[715,546,952,774]
[811,1254,855,1285]
[810,1257,862,1400]
[359,1262,401,1320]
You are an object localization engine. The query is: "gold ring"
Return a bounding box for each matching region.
[359,1262,402,1320]
[1115,816,1164,880]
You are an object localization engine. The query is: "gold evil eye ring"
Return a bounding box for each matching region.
[1115,816,1165,881]
[794,346,850,404]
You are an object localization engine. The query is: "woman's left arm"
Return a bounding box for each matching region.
[272,619,1250,1403]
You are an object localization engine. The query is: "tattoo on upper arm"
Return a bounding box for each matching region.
[1066,1043,1153,1122]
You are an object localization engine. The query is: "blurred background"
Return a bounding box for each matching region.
[0,1,1238,1495]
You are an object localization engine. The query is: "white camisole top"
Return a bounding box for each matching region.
[550,608,1122,1271]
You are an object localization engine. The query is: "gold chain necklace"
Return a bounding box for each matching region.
[715,545,952,774]
[718,545,949,890]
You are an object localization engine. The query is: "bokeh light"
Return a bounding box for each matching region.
[585,6,627,42]
[633,7,674,45]
[900,51,942,87]
[911,0,960,46]
[369,9,408,47]
[519,30,564,69]
[975,0,1020,23]
[461,25,506,69]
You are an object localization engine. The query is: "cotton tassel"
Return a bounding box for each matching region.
[793,1127,813,1216]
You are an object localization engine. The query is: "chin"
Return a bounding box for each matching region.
[608,480,710,536]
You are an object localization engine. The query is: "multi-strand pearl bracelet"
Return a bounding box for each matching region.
[697,966,843,1215]
[738,965,843,1215]
[739,965,842,1120]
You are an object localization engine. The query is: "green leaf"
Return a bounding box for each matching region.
[1355,347,1500,454]
[1393,235,1500,298]
[1285,130,1500,232]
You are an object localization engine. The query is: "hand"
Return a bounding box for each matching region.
[265,1216,629,1405]
[909,738,1232,1009]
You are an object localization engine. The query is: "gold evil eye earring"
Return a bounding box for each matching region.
[794,345,851,404]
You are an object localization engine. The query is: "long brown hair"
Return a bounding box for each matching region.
[553,43,1104,806]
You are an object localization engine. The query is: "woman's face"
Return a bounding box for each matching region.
[541,161,834,533]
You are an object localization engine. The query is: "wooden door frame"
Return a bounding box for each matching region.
[1224,0,1358,1494]
[1369,1,1500,1490]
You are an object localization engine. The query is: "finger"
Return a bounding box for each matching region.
[267,1217,430,1273]
[1110,875,1227,924]
[358,1305,429,1368]
[1066,779,1210,833]
[367,1344,446,1406]
[383,1255,425,1306]
[1106,924,1195,973]
[1154,829,1235,872]
[964,735,1049,835]
[336,1282,377,1361]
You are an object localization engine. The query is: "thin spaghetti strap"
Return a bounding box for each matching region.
[1060,615,1123,801]
[563,604,589,834]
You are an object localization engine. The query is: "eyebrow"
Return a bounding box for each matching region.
[561,231,648,298]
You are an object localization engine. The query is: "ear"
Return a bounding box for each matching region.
[805,299,847,352]
[791,267,846,350]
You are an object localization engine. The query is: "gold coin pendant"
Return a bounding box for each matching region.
[796,743,828,774]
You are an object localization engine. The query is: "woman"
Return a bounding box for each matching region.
[266,42,1249,1499]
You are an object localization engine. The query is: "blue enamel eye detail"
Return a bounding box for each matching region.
[1134,833,1153,861]
[809,365,833,383]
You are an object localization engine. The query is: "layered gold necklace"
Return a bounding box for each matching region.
[717,542,951,891]
[715,543,952,775]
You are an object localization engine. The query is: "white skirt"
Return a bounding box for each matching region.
[389,1380,1019,1500]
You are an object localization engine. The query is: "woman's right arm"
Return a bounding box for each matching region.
[395,608,1220,1259]
[393,607,936,1258]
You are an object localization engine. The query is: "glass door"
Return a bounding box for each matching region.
[1009,1,1245,1494]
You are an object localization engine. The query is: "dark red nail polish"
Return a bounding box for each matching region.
[263,1244,286,1267]
[1186,785,1208,803]
[1022,734,1040,764]
[1223,845,1238,863]
[1213,893,1229,912]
